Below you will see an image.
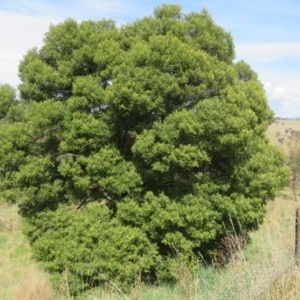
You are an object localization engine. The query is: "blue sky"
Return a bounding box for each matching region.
[0,0,299,118]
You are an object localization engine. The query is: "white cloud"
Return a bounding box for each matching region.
[0,1,152,87]
[235,42,300,118]
[0,10,62,86]
[262,74,300,118]
[263,81,271,88]
[0,0,151,22]
[236,43,300,62]
[272,86,286,97]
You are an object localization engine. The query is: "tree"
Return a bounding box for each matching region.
[278,137,284,145]
[234,60,258,82]
[288,137,300,201]
[0,84,17,119]
[285,129,289,135]
[0,4,288,293]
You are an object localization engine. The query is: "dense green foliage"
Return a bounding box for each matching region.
[0,4,288,293]
[0,84,17,119]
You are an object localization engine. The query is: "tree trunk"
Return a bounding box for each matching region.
[292,175,298,202]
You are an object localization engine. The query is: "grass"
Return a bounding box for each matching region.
[1,121,300,299]
[0,204,55,300]
[2,192,299,299]
[266,119,300,152]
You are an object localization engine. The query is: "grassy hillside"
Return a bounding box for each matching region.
[266,120,300,152]
[1,121,300,299]
[0,205,54,300]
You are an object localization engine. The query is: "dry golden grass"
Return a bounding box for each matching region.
[0,204,57,300]
[258,266,300,300]
[12,267,53,300]
[263,122,300,296]
[191,190,298,299]
[0,204,31,299]
[266,120,300,152]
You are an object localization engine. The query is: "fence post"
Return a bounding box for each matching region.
[295,208,300,265]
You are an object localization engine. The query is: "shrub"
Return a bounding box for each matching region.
[24,204,157,294]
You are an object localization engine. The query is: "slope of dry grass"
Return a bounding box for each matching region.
[266,120,300,151]
[0,204,55,300]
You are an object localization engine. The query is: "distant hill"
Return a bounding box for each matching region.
[275,117,300,120]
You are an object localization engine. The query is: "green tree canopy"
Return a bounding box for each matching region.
[0,84,17,119]
[0,4,288,293]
